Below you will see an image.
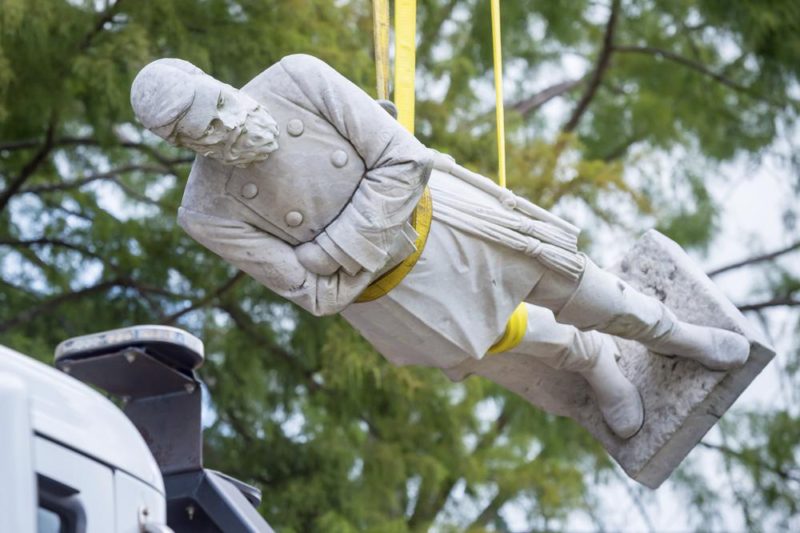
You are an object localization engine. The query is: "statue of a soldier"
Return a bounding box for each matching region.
[130,54,750,439]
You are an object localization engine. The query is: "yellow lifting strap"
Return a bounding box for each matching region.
[488,0,528,354]
[394,0,417,133]
[372,0,390,100]
[490,0,507,189]
[359,0,430,303]
[367,0,525,353]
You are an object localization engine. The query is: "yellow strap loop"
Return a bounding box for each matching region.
[359,0,422,304]
[394,0,417,133]
[372,0,391,100]
[356,187,432,303]
[488,303,528,354]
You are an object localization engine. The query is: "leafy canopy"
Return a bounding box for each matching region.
[1,0,799,531]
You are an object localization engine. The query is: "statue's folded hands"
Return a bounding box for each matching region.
[177,206,375,316]
[295,241,341,276]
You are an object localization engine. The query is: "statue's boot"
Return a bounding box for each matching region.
[556,260,750,370]
[510,305,644,439]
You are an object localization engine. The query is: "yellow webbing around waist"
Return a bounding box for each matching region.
[356,187,432,303]
[358,0,425,304]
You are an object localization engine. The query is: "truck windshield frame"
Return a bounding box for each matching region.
[37,475,86,533]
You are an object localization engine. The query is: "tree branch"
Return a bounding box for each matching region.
[222,405,258,446]
[0,274,196,334]
[700,441,800,483]
[19,164,170,195]
[416,0,459,67]
[0,120,56,212]
[78,0,125,52]
[602,133,644,161]
[737,297,800,313]
[111,178,173,207]
[0,136,194,169]
[0,236,168,281]
[408,409,510,529]
[218,301,322,392]
[160,272,245,324]
[612,469,656,533]
[562,0,621,133]
[466,488,513,531]
[0,2,130,212]
[612,45,773,103]
[0,139,46,151]
[40,197,93,221]
[707,239,800,277]
[0,278,125,333]
[512,78,584,116]
[0,237,104,262]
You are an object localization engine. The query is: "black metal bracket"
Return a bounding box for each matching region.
[53,326,275,531]
[58,347,203,474]
[165,469,272,533]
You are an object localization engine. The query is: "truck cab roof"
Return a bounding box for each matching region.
[0,344,163,493]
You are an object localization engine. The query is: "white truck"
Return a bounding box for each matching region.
[0,325,275,532]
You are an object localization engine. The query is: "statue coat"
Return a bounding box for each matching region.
[178,54,577,369]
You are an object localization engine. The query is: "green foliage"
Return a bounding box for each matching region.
[1,0,799,530]
[656,172,717,251]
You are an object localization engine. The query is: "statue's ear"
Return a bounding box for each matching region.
[376,99,398,119]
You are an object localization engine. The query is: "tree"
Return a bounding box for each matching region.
[1,0,798,531]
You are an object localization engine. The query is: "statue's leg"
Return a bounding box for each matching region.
[526,257,750,370]
[507,304,644,438]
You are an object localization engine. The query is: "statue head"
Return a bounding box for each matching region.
[131,58,279,167]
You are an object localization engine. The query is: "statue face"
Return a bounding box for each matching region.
[167,78,279,167]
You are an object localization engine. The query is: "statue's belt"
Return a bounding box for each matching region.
[355,186,433,303]
[353,185,527,355]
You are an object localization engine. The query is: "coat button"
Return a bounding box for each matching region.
[285,210,304,227]
[241,183,258,199]
[287,118,304,137]
[331,149,348,168]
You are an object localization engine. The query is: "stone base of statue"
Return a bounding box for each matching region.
[444,230,776,488]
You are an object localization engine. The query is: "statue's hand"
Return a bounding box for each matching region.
[296,241,340,275]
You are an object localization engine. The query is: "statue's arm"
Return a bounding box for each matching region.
[279,54,434,275]
[177,207,373,316]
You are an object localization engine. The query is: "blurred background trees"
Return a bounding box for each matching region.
[1,0,798,531]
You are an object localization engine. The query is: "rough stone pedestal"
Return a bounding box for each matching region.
[444,230,776,489]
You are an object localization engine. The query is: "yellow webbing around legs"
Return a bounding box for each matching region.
[488,303,528,354]
[394,0,417,133]
[489,0,529,354]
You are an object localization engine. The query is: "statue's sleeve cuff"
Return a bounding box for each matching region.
[315,232,362,276]
[324,218,389,273]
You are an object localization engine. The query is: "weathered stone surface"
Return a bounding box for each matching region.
[444,230,775,488]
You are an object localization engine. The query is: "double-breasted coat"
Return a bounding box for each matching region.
[178,54,582,369]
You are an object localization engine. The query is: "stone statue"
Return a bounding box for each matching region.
[130,54,751,442]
